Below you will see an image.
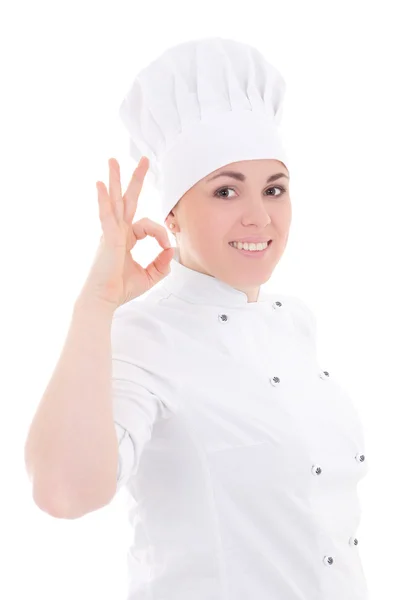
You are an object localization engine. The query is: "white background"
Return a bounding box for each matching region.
[1,1,398,598]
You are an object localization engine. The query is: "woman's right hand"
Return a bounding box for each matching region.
[79,156,175,310]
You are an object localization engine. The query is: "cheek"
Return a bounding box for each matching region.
[272,203,292,231]
[198,224,228,249]
[194,209,230,243]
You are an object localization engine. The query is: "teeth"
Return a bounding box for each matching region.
[230,241,269,251]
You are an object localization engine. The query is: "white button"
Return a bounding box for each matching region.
[355,453,365,463]
[349,537,359,546]
[272,300,283,310]
[218,314,228,322]
[323,555,334,566]
[311,464,322,476]
[269,376,281,387]
[319,370,330,380]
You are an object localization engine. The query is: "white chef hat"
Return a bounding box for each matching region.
[118,36,290,224]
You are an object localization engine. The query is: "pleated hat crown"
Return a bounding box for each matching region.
[118,36,290,223]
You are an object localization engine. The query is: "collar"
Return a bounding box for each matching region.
[161,246,271,307]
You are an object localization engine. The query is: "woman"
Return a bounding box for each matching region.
[25,36,370,600]
[113,37,370,599]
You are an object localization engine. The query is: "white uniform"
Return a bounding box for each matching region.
[111,249,370,600]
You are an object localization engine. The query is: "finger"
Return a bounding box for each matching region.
[108,158,124,222]
[96,180,115,227]
[123,157,149,224]
[145,247,175,286]
[132,218,172,251]
[96,180,121,241]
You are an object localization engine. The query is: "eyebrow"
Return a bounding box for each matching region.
[206,170,290,184]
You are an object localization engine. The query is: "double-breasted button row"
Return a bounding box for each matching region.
[218,301,283,323]
[268,369,330,387]
[323,538,359,567]
[218,300,284,324]
[217,302,363,569]
[311,366,364,568]
[311,452,365,475]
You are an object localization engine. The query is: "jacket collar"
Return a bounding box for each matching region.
[161,246,271,307]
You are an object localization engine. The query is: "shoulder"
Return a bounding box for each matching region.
[110,285,175,358]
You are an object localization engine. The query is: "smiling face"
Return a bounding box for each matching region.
[165,158,292,303]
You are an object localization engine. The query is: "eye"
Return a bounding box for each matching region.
[213,185,287,199]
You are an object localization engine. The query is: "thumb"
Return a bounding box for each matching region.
[145,246,175,284]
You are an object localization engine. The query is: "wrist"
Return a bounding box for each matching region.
[73,293,117,320]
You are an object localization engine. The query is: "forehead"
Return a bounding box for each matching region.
[227,158,285,169]
[207,158,288,178]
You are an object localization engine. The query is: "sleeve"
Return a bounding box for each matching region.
[115,421,134,490]
[111,306,179,491]
[112,371,170,491]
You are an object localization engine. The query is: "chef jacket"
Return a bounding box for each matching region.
[111,247,370,600]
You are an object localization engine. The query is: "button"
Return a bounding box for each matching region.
[319,370,330,380]
[311,464,322,476]
[355,453,365,463]
[269,376,281,387]
[349,537,359,546]
[323,555,334,566]
[218,314,228,322]
[272,300,283,309]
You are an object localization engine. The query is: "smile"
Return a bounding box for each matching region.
[228,240,272,257]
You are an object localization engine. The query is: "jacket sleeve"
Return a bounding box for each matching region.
[111,305,179,491]
[115,421,134,490]
[112,369,171,491]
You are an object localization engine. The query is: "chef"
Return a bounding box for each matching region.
[112,36,370,600]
